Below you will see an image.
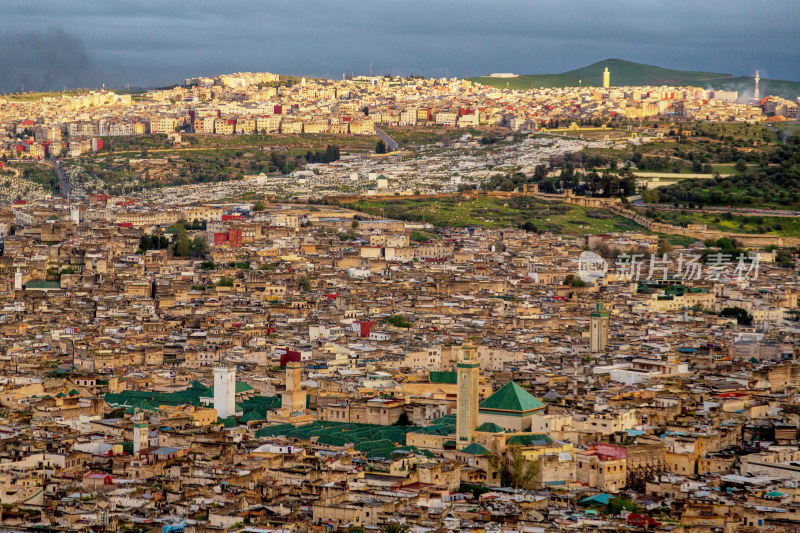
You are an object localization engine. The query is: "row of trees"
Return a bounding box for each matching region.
[480,165,636,198]
[304,144,341,163]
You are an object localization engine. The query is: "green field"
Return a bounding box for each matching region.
[471,59,731,90]
[2,89,96,102]
[347,196,645,234]
[657,233,701,247]
[774,123,800,137]
[103,133,380,154]
[381,127,465,147]
[647,210,800,237]
[469,59,800,100]
[15,163,59,194]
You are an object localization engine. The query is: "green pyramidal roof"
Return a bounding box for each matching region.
[461,442,491,456]
[475,422,505,433]
[479,382,545,413]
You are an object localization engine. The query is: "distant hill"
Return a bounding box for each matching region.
[469,59,800,100]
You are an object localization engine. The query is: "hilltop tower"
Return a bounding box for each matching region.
[213,366,236,419]
[456,342,480,449]
[602,67,610,89]
[590,302,610,352]
[754,70,760,100]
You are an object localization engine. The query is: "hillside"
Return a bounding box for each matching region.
[562,59,729,86]
[703,76,800,101]
[469,59,800,100]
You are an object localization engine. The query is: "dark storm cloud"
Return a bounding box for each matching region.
[1,0,798,91]
[0,28,96,92]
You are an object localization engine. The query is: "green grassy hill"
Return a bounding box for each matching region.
[469,59,800,99]
[562,59,729,86]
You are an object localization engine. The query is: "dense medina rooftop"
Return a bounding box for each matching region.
[0,70,798,532]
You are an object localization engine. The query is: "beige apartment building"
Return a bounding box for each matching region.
[280,119,302,133]
[400,108,417,125]
[435,111,458,126]
[150,116,178,134]
[350,119,374,135]
[303,120,329,134]
[213,118,235,135]
[196,116,216,134]
[255,115,281,133]
[235,117,255,134]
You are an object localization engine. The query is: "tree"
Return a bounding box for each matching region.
[217,277,234,287]
[298,275,311,291]
[191,236,208,257]
[720,306,753,326]
[641,188,660,204]
[139,234,152,252]
[386,315,411,328]
[376,140,387,154]
[735,159,747,172]
[657,240,673,255]
[252,200,266,211]
[174,236,191,257]
[606,497,641,516]
[351,219,360,229]
[563,274,586,288]
[379,524,410,533]
[393,412,412,426]
[489,446,539,489]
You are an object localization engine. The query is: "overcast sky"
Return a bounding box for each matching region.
[1,0,798,92]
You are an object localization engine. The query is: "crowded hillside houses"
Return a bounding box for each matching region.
[0,194,797,532]
[1,70,796,160]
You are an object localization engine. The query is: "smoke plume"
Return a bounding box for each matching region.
[0,27,94,93]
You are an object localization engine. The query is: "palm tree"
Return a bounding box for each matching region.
[380,523,411,533]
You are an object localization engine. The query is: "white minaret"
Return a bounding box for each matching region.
[602,67,610,89]
[214,366,236,419]
[14,269,23,291]
[754,70,760,100]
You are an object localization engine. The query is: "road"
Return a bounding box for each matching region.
[375,126,399,151]
[54,160,71,199]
